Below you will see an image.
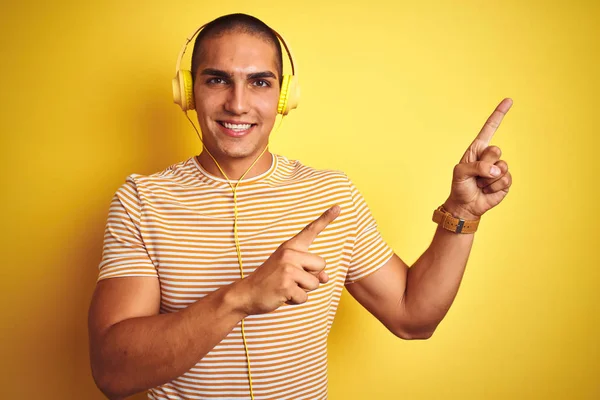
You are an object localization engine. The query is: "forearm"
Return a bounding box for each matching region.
[402,208,476,337]
[92,282,248,399]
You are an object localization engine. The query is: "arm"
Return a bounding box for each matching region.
[346,98,514,340]
[88,276,248,399]
[345,202,474,340]
[90,180,250,398]
[89,206,341,400]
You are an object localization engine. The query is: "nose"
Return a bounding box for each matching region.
[224,82,250,115]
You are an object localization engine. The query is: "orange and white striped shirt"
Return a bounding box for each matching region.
[98,153,394,399]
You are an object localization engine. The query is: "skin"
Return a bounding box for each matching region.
[345,98,514,339]
[193,31,281,180]
[88,28,514,398]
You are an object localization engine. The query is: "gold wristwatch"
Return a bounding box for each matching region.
[432,205,480,234]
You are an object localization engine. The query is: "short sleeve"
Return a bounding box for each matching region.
[97,176,158,282]
[345,176,394,285]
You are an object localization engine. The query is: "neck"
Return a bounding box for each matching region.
[197,149,273,181]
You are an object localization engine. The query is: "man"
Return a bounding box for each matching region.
[88,13,513,400]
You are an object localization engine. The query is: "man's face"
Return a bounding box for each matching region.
[193,31,281,161]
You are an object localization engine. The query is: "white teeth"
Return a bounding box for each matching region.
[222,122,252,130]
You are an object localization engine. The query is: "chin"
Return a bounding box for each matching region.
[221,148,253,159]
[201,125,268,160]
[215,143,263,160]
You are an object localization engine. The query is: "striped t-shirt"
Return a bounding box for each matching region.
[98,153,394,399]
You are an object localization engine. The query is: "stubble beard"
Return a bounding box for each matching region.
[207,129,268,161]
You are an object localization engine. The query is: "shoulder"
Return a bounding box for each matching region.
[114,156,200,199]
[274,154,351,186]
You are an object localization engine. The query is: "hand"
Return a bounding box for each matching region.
[444,98,514,220]
[236,205,341,316]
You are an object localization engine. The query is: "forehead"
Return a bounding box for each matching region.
[198,32,279,74]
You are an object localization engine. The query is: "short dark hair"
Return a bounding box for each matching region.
[190,13,284,86]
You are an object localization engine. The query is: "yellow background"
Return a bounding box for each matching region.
[2,0,598,399]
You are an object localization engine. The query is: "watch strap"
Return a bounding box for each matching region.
[432,205,480,234]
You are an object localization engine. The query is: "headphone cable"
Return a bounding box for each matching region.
[184,112,286,400]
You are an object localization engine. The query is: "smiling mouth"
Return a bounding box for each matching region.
[217,121,257,137]
[218,121,256,131]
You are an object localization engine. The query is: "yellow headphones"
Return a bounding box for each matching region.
[172,23,300,115]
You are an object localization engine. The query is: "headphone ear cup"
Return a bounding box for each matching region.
[277,75,300,115]
[172,70,195,111]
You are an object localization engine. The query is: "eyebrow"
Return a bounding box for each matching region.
[200,68,277,80]
[248,71,277,80]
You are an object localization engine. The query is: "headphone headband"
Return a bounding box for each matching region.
[174,23,297,77]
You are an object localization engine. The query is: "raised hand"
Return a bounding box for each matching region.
[236,205,340,315]
[443,98,514,220]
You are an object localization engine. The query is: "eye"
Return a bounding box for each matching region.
[253,79,271,87]
[207,77,228,85]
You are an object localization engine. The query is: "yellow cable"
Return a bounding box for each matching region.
[184,112,286,400]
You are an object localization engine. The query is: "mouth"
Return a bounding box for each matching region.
[217,121,257,138]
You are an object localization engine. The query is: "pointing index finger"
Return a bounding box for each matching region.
[288,205,340,249]
[474,98,513,147]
